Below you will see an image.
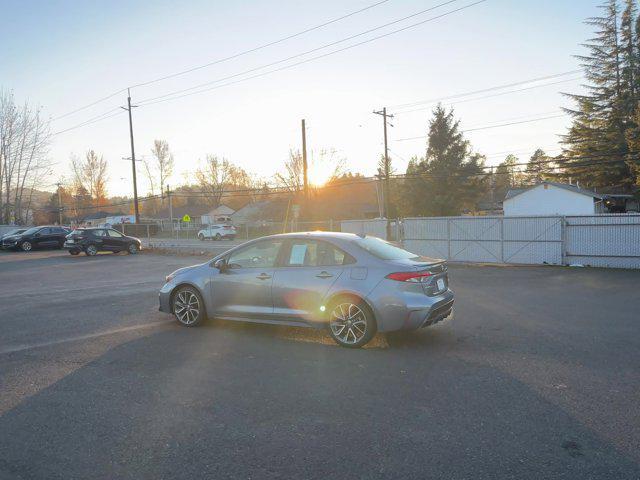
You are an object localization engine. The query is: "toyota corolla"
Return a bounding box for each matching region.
[159,232,454,348]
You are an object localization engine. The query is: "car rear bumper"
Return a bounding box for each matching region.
[63,242,81,250]
[367,278,455,332]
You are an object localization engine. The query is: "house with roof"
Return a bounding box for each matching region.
[503,182,604,216]
[201,204,235,225]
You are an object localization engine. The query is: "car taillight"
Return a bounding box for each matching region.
[386,271,433,283]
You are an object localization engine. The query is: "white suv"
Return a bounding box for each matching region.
[197,224,237,241]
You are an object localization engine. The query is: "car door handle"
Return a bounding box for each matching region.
[315,271,333,279]
[256,273,272,280]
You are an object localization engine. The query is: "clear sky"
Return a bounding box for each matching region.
[1,0,600,196]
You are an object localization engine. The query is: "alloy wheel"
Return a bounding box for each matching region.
[128,243,138,254]
[21,241,32,252]
[329,303,368,345]
[174,290,200,325]
[86,245,97,256]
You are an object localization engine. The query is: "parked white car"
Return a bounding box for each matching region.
[197,224,237,241]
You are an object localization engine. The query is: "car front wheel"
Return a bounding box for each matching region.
[198,233,204,241]
[20,241,32,252]
[172,287,205,326]
[328,298,377,348]
[85,244,98,256]
[128,243,138,254]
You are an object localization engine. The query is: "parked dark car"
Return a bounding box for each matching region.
[0,228,27,249]
[64,227,142,256]
[3,226,71,251]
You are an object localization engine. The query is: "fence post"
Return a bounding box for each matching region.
[447,218,451,260]
[146,224,150,244]
[560,216,567,265]
[500,217,505,263]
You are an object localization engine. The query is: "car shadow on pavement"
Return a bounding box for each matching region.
[0,326,638,479]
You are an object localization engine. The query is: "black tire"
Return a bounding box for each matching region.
[20,241,32,252]
[327,296,377,348]
[198,233,205,241]
[69,250,80,255]
[128,243,138,254]
[215,233,222,241]
[172,286,206,327]
[85,244,98,256]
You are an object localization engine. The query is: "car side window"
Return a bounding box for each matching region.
[39,228,51,235]
[227,240,283,269]
[93,229,107,237]
[284,240,355,267]
[107,229,124,237]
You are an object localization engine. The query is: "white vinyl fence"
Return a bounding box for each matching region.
[340,219,388,239]
[342,215,640,269]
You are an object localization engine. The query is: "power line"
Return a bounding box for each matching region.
[393,77,582,115]
[136,0,461,104]
[389,70,582,111]
[395,113,568,142]
[136,1,487,107]
[51,109,124,136]
[51,90,127,122]
[50,0,391,121]
[129,0,392,89]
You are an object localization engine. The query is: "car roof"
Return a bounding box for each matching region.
[261,231,361,241]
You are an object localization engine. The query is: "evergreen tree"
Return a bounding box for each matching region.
[398,105,485,216]
[525,149,554,183]
[562,0,638,189]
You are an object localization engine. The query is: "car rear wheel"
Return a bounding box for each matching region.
[215,233,222,241]
[69,250,80,255]
[328,298,377,348]
[128,243,138,254]
[173,287,205,326]
[20,241,32,252]
[85,244,98,256]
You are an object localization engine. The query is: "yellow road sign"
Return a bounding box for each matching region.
[182,214,191,222]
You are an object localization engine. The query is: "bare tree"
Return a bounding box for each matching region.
[150,139,173,198]
[0,89,52,224]
[70,150,108,208]
[195,155,249,207]
[275,149,304,193]
[275,148,345,193]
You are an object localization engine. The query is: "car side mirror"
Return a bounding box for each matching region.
[214,258,228,272]
[34,233,40,237]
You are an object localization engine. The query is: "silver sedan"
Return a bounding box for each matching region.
[159,232,454,348]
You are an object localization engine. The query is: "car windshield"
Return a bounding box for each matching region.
[354,236,420,260]
[21,227,41,235]
[5,229,25,236]
[69,229,87,236]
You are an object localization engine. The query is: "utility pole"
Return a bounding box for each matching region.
[56,182,63,225]
[373,107,394,240]
[301,119,309,202]
[122,89,140,224]
[167,184,173,230]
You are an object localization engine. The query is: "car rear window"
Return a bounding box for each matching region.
[354,236,419,260]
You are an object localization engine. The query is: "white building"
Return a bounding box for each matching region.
[503,182,603,216]
[200,204,235,225]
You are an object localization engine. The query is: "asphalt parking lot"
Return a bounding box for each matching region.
[0,249,639,479]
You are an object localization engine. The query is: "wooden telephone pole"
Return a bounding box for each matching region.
[121,89,140,224]
[373,107,394,240]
